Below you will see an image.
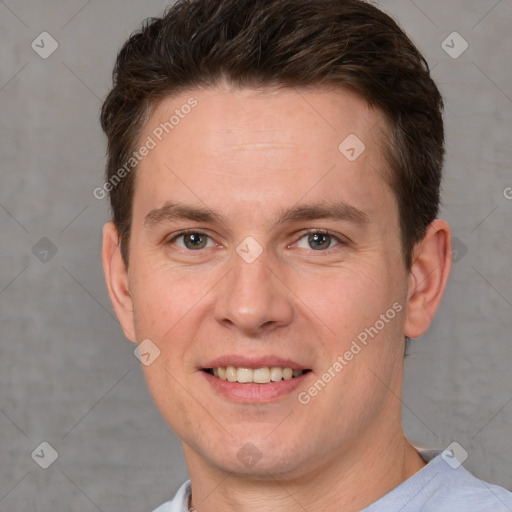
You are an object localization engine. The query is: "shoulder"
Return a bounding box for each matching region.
[151,480,191,512]
[364,452,512,512]
[420,456,512,511]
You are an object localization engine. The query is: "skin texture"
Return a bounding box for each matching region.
[102,85,452,512]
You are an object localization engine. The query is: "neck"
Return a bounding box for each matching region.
[184,429,426,512]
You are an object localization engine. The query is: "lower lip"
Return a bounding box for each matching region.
[200,370,311,403]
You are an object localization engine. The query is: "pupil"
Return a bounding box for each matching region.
[185,233,206,249]
[309,233,330,250]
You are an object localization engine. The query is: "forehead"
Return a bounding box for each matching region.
[132,85,395,227]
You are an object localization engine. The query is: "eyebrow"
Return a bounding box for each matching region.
[274,202,370,226]
[144,200,370,228]
[144,202,225,227]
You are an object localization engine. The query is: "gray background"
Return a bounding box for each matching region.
[0,0,511,510]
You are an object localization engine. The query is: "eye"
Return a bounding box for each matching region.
[170,231,215,250]
[295,231,342,251]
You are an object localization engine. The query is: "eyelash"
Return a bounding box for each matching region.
[166,229,347,252]
[167,229,217,251]
[292,229,346,251]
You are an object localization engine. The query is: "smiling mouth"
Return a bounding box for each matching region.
[203,366,312,384]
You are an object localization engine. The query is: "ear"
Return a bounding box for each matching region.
[102,222,136,342]
[404,219,452,339]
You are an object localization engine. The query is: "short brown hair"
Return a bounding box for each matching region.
[100,0,444,269]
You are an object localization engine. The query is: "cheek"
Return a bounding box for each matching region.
[129,262,218,390]
[290,260,407,391]
[291,263,394,333]
[129,259,208,337]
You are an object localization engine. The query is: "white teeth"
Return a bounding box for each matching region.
[270,367,283,381]
[210,366,304,383]
[226,365,237,382]
[253,367,270,383]
[236,367,253,383]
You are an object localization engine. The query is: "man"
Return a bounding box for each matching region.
[100,0,512,510]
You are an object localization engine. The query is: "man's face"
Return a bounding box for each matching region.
[122,86,411,477]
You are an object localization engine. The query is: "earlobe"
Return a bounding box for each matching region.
[102,222,137,342]
[404,219,452,339]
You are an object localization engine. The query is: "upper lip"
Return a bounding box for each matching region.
[202,356,310,370]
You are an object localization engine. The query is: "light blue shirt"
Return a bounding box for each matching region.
[152,451,512,511]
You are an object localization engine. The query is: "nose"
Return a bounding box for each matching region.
[213,246,294,335]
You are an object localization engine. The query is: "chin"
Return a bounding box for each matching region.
[213,454,306,479]
[196,436,313,480]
